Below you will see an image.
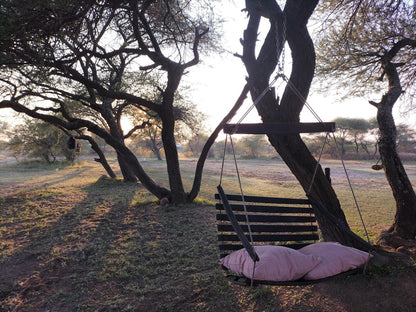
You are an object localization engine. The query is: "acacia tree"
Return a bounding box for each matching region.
[7,118,64,163]
[0,0,219,204]
[333,117,372,155]
[314,0,416,242]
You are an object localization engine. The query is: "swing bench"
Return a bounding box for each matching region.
[216,121,335,261]
[213,38,372,283]
[215,122,331,285]
[215,121,372,286]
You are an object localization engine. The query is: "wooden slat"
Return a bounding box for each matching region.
[216,203,315,214]
[218,242,311,253]
[215,194,310,205]
[218,233,319,242]
[216,213,316,223]
[217,224,318,233]
[223,122,336,134]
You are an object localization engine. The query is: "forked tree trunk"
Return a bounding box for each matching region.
[242,0,370,250]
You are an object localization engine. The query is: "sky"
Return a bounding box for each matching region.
[183,1,411,133]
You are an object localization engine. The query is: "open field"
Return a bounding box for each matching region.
[1,157,416,311]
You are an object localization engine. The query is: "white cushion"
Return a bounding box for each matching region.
[220,245,322,282]
[299,242,372,280]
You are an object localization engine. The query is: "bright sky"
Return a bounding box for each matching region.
[183,1,411,132]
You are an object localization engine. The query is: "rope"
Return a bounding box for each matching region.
[229,135,254,245]
[220,134,257,285]
[307,132,330,196]
[232,73,284,132]
[276,14,286,75]
[282,74,323,123]
[281,73,372,247]
[331,133,372,245]
[219,135,228,186]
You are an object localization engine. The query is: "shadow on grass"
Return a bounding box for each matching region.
[1,176,268,311]
[0,177,137,311]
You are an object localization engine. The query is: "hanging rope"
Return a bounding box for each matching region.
[332,134,372,246]
[280,63,372,247]
[218,134,257,286]
[228,135,255,248]
[306,132,330,196]
[232,73,285,132]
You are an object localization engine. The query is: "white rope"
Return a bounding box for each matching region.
[331,134,372,245]
[233,73,284,131]
[229,135,254,245]
[307,132,330,196]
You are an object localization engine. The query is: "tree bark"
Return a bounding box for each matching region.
[78,134,117,179]
[161,65,187,204]
[371,58,416,241]
[242,0,370,249]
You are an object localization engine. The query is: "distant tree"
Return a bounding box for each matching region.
[315,0,416,242]
[0,121,9,132]
[239,135,268,158]
[186,133,215,157]
[334,117,373,155]
[396,124,416,154]
[7,118,74,163]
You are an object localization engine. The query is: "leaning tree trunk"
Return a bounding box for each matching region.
[242,0,370,249]
[117,151,138,182]
[78,134,117,179]
[370,57,416,241]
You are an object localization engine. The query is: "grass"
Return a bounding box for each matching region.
[1,157,416,311]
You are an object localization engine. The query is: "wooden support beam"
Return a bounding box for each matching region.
[223,122,336,134]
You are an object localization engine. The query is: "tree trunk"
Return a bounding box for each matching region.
[372,60,416,241]
[79,134,117,179]
[117,151,137,182]
[102,97,138,182]
[161,65,187,204]
[242,0,370,249]
[150,137,162,160]
[188,84,251,201]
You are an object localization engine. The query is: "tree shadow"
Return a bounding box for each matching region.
[0,177,139,311]
[1,178,290,311]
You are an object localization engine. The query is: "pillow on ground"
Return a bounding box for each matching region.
[299,242,372,280]
[220,245,321,282]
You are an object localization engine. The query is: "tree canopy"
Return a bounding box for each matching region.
[0,0,221,203]
[315,0,416,112]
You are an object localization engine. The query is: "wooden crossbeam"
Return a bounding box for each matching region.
[223,122,336,134]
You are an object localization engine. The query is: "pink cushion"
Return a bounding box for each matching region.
[220,245,321,282]
[299,242,372,280]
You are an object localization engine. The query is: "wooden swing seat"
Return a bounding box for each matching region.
[215,191,319,259]
[215,187,363,286]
